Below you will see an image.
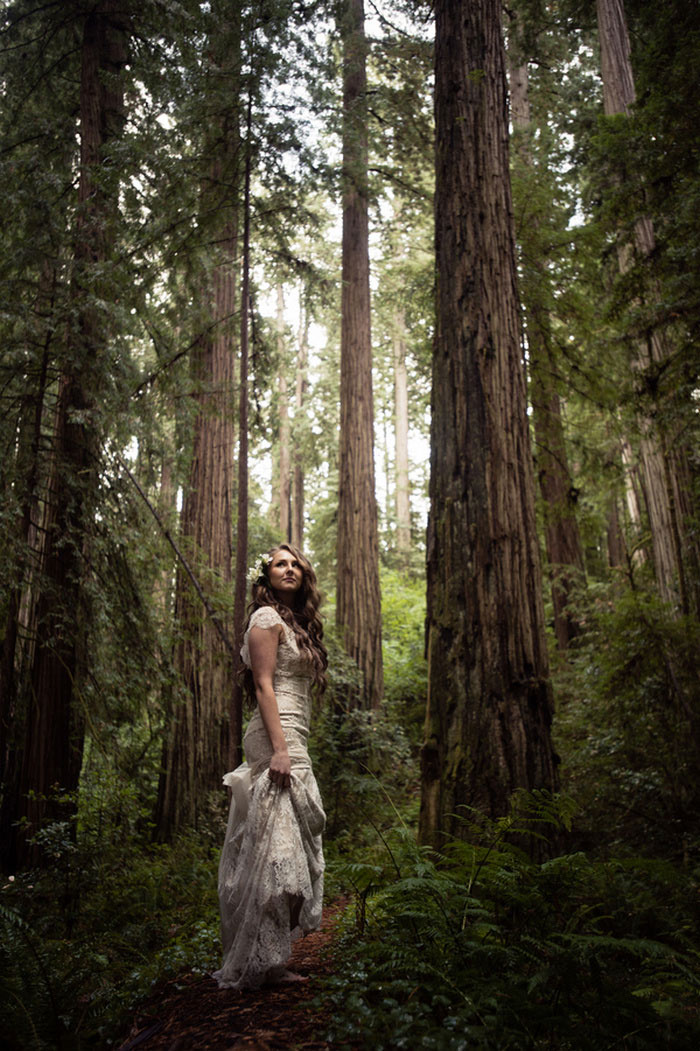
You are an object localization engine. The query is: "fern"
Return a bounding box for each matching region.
[321,792,700,1050]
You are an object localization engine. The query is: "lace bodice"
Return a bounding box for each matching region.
[241,606,313,770]
[240,606,311,684]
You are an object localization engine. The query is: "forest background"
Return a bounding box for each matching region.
[1,0,700,1047]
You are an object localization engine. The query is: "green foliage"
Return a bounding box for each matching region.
[380,567,428,740]
[0,774,220,1049]
[308,570,424,877]
[320,794,700,1050]
[555,586,700,859]
[311,624,417,857]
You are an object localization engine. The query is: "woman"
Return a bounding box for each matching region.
[214,544,328,989]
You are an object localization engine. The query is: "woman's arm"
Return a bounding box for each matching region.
[248,624,292,788]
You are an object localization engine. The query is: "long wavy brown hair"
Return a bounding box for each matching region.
[241,543,328,705]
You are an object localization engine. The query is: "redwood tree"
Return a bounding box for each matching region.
[6,0,130,868]
[596,0,698,614]
[336,0,383,708]
[392,306,411,563]
[155,6,239,837]
[230,83,253,774]
[420,0,558,845]
[291,296,309,549]
[508,54,586,650]
[275,285,292,541]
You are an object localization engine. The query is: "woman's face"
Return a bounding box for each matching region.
[267,548,304,605]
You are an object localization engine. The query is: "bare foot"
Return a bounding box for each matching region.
[265,968,309,984]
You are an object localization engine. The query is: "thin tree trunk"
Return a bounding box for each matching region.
[620,436,647,566]
[155,9,239,837]
[607,496,626,569]
[155,270,236,837]
[230,86,253,773]
[154,450,177,617]
[509,58,586,649]
[420,0,558,846]
[277,286,291,542]
[336,0,383,708]
[291,296,308,550]
[532,372,586,647]
[268,454,280,531]
[381,402,391,532]
[393,308,411,563]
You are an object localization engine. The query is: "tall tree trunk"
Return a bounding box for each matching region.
[155,10,239,838]
[336,0,383,709]
[607,496,626,569]
[420,0,558,846]
[509,57,585,650]
[6,1,129,870]
[230,86,253,773]
[381,404,391,531]
[393,307,412,563]
[0,322,52,869]
[0,292,52,753]
[292,296,309,549]
[597,0,695,612]
[155,266,236,838]
[276,286,291,542]
[154,449,177,617]
[531,369,586,648]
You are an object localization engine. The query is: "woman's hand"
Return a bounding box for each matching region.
[268,748,292,789]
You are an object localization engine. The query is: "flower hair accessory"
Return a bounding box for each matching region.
[248,552,272,586]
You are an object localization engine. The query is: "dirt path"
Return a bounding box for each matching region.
[116,903,347,1051]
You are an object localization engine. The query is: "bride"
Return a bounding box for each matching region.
[214,544,328,989]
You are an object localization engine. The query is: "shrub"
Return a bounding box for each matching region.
[320,793,700,1050]
[555,588,700,859]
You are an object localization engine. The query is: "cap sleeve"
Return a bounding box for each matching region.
[240,606,284,667]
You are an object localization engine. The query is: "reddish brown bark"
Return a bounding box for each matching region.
[420,0,557,845]
[230,86,253,773]
[509,56,585,650]
[336,0,383,709]
[597,0,697,613]
[277,286,292,541]
[291,300,309,550]
[392,308,411,562]
[155,303,236,836]
[155,13,240,838]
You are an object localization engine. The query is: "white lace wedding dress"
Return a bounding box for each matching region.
[213,606,325,989]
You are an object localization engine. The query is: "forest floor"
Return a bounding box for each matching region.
[115,901,350,1051]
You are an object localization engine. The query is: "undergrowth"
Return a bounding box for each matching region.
[554,587,700,859]
[0,773,221,1050]
[320,792,700,1050]
[5,579,700,1049]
